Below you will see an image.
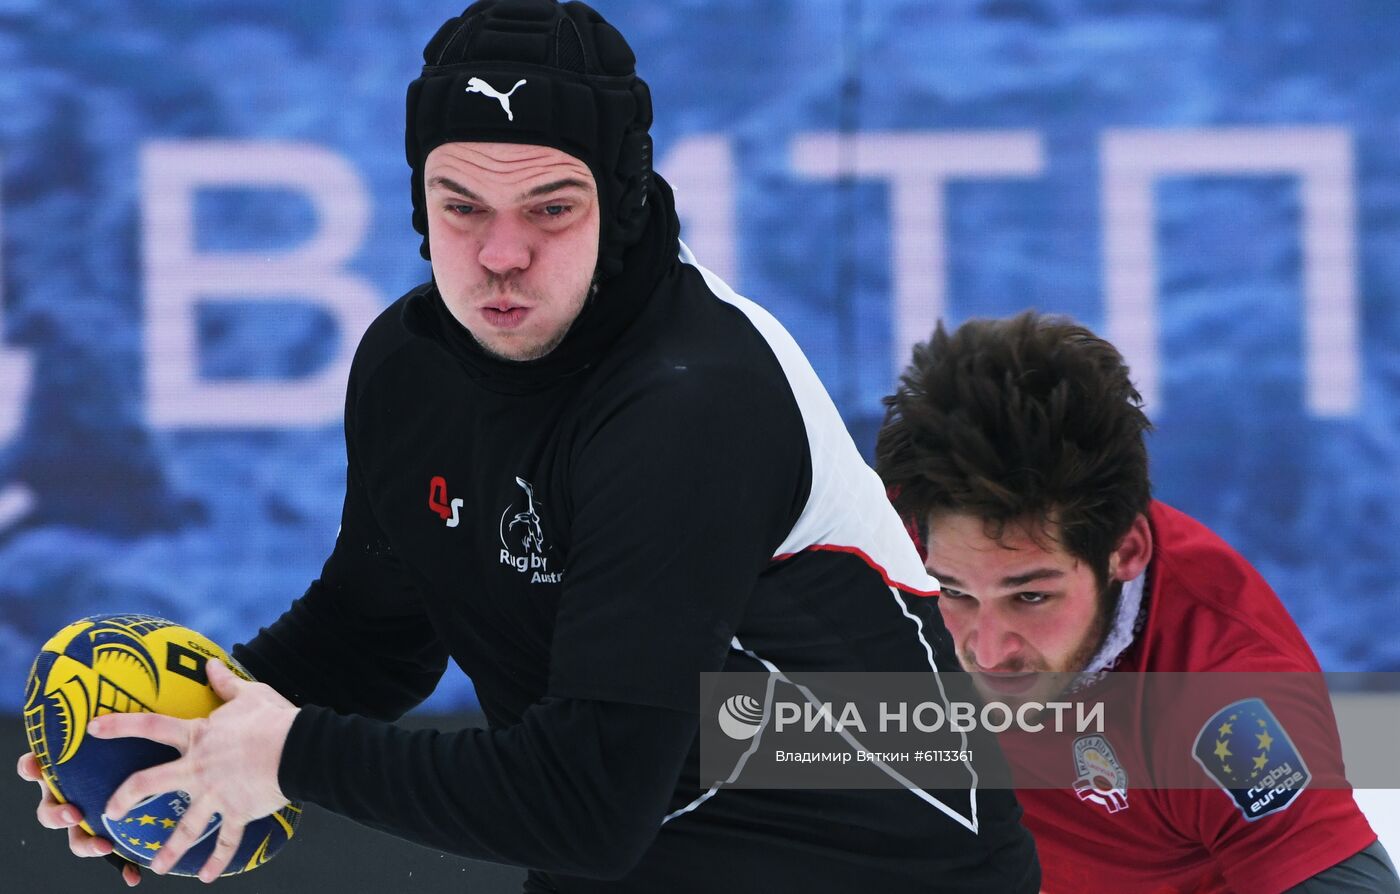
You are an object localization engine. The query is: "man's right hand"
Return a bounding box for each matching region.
[15,752,141,887]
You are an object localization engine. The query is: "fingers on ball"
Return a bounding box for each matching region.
[199,822,244,883]
[38,800,79,830]
[66,825,112,858]
[153,803,218,874]
[107,761,186,819]
[17,751,40,780]
[92,712,191,750]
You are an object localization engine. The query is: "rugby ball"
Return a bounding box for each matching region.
[22,613,300,876]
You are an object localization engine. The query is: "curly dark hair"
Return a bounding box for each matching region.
[876,312,1152,582]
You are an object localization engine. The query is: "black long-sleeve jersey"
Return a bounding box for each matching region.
[234,177,1039,893]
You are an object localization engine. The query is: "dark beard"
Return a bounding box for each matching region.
[1066,577,1125,674]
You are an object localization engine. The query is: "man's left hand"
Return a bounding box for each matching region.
[89,659,299,883]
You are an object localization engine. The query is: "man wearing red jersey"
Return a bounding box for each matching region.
[876,312,1398,893]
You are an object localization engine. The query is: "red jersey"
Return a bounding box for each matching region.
[1015,501,1376,893]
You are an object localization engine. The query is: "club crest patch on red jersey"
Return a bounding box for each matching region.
[1073,734,1129,813]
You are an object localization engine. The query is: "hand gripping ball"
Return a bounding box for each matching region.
[22,613,301,876]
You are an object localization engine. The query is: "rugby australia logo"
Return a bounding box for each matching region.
[499,477,561,583]
[465,77,526,122]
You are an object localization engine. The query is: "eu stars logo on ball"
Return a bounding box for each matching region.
[22,613,301,876]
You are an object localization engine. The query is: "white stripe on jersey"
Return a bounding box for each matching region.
[663,631,979,832]
[677,241,939,597]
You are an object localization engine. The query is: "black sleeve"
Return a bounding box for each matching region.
[233,352,448,720]
[277,696,698,879]
[546,364,806,710]
[1284,841,1400,894]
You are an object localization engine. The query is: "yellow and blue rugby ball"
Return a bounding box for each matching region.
[22,613,301,876]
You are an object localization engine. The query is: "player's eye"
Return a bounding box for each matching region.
[940,588,971,601]
[1016,592,1050,605]
[537,203,571,217]
[444,203,477,216]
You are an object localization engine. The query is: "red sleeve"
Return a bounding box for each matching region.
[1166,787,1375,893]
[1161,650,1376,892]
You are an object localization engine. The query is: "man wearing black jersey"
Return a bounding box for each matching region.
[20,2,1038,890]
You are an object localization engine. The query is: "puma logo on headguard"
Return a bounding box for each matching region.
[465,77,527,121]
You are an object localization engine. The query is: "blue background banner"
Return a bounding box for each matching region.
[1,1,1397,710]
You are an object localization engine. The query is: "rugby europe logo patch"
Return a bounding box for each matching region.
[1192,697,1310,821]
